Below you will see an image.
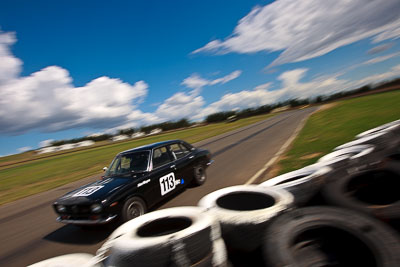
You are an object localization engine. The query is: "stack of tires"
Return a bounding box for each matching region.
[30,119,400,267]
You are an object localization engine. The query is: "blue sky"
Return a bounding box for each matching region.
[1,0,400,156]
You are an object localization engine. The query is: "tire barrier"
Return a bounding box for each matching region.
[198,185,294,252]
[260,165,332,206]
[32,119,400,266]
[321,161,400,220]
[335,129,399,152]
[356,119,400,139]
[263,206,400,267]
[28,253,102,267]
[100,206,227,267]
[317,144,375,168]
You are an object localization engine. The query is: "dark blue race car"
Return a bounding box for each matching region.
[53,140,212,225]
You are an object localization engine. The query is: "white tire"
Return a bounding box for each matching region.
[356,119,400,139]
[335,131,397,151]
[102,206,221,267]
[318,144,375,168]
[260,165,332,206]
[198,185,293,252]
[28,253,102,267]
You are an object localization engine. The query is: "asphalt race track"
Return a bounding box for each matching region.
[0,107,316,267]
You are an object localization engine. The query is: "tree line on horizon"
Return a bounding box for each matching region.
[49,77,400,147]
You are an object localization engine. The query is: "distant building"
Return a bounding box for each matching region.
[59,143,77,151]
[271,105,290,113]
[76,140,95,147]
[37,146,59,154]
[131,132,145,139]
[112,135,129,142]
[148,128,162,135]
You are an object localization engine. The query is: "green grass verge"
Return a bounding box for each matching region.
[0,113,275,205]
[277,90,400,174]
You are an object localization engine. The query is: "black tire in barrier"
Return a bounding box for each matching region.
[317,144,376,169]
[260,165,332,206]
[321,162,400,220]
[356,120,400,139]
[263,206,400,267]
[336,130,399,153]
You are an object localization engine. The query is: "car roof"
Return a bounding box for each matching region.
[120,140,184,154]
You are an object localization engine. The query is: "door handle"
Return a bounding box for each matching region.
[170,165,176,169]
[189,156,194,159]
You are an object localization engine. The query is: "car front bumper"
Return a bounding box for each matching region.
[56,214,118,225]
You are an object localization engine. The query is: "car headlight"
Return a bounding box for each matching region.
[91,204,103,213]
[56,205,66,213]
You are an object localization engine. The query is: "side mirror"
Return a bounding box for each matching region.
[103,167,108,172]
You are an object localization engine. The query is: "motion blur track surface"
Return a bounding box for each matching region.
[0,107,316,267]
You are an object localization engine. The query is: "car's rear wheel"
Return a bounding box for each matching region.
[121,197,146,222]
[193,164,207,186]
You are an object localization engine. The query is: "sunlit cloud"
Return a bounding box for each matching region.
[193,0,400,67]
[181,70,241,90]
[367,43,394,55]
[17,146,32,153]
[0,31,152,134]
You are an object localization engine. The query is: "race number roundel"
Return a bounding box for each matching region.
[159,172,176,196]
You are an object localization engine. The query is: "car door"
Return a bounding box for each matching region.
[168,142,193,186]
[147,146,176,207]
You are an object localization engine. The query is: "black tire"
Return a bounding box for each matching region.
[317,144,375,169]
[336,130,399,153]
[263,206,400,267]
[190,238,228,267]
[321,162,400,220]
[260,165,332,206]
[192,163,207,186]
[104,207,219,267]
[356,120,400,138]
[198,185,294,252]
[121,196,146,222]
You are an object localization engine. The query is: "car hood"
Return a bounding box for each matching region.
[56,176,135,204]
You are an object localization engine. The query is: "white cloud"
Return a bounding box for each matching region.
[181,74,209,90]
[194,69,351,120]
[254,82,272,91]
[347,64,400,88]
[367,43,394,54]
[155,92,205,121]
[194,64,400,120]
[0,31,150,134]
[39,139,54,148]
[209,70,242,85]
[0,31,22,83]
[17,146,32,153]
[361,52,400,66]
[193,0,400,66]
[181,70,241,90]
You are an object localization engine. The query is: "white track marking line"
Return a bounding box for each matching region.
[245,113,310,185]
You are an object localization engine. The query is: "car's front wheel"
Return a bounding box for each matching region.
[121,196,147,222]
[192,164,207,186]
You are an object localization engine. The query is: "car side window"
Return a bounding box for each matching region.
[170,143,190,159]
[152,146,173,169]
[120,156,131,170]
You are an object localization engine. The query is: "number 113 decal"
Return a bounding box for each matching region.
[159,172,176,196]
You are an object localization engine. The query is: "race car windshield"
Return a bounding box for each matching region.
[106,151,150,176]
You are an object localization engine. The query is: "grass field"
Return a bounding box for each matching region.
[0,113,275,205]
[277,90,400,174]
